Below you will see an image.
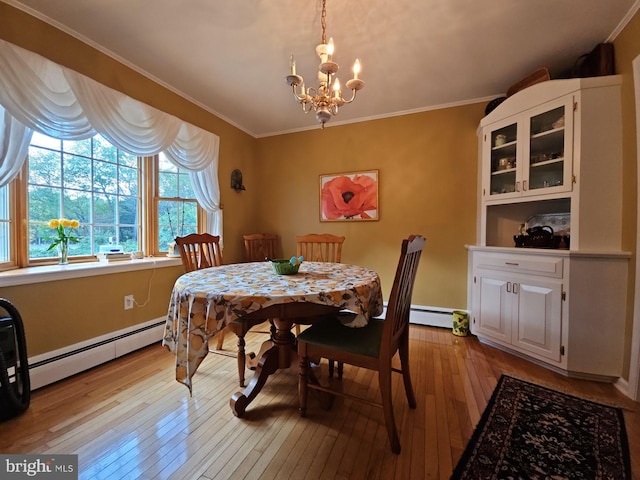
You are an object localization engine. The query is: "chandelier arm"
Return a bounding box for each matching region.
[292,85,309,103]
[341,89,358,104]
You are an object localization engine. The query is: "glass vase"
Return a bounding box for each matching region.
[59,242,69,265]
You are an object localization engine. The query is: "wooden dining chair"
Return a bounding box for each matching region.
[297,235,426,454]
[243,233,279,262]
[174,233,230,353]
[295,233,346,374]
[296,233,345,262]
[175,232,222,272]
[242,233,280,351]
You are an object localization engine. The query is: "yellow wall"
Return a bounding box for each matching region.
[1,0,639,386]
[613,10,640,379]
[255,107,484,307]
[1,267,183,354]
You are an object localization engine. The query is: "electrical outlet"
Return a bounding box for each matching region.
[124,295,134,310]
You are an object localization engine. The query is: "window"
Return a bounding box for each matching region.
[155,152,198,252]
[27,132,141,261]
[0,134,204,269]
[0,41,218,269]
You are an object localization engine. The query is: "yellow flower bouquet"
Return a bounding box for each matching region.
[47,218,80,264]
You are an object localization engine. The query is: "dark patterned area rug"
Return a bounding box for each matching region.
[451,375,631,479]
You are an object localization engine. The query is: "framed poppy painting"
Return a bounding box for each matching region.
[320,170,379,222]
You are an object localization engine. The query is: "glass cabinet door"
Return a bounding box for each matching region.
[525,101,573,195]
[483,97,573,202]
[487,122,518,198]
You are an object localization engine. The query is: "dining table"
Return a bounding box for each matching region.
[162,260,384,417]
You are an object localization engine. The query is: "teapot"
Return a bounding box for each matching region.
[526,225,554,247]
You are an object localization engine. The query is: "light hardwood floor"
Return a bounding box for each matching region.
[2,325,639,479]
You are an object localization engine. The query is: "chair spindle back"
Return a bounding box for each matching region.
[175,233,223,272]
[296,233,345,263]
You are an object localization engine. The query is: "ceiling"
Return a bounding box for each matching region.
[5,0,638,138]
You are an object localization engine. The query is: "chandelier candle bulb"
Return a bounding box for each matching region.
[290,54,296,75]
[353,59,360,80]
[327,38,334,60]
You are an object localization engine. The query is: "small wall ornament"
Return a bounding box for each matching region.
[231,169,246,192]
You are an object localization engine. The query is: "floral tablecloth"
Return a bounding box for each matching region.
[162,261,383,392]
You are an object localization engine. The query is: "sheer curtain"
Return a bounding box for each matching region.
[0,106,33,186]
[0,39,222,237]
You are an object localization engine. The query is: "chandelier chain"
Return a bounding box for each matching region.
[321,0,327,45]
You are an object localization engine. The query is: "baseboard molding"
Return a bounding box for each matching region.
[614,376,630,398]
[28,317,165,390]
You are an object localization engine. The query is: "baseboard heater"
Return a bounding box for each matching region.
[380,304,460,329]
[407,305,459,329]
[27,306,460,390]
[28,317,166,390]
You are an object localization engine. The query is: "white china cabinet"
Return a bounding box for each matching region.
[468,76,629,381]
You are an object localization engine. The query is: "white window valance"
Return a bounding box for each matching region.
[0,39,221,236]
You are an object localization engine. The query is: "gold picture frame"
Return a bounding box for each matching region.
[320,170,379,222]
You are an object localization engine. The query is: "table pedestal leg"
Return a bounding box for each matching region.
[246,340,273,370]
[230,318,296,417]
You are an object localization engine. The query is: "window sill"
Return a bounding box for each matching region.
[0,256,183,287]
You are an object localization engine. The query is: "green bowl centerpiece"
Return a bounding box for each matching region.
[271,256,303,275]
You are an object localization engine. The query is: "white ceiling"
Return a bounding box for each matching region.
[5,0,638,137]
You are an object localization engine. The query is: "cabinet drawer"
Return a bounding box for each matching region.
[474,252,563,278]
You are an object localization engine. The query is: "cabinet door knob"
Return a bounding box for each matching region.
[506,282,512,293]
[513,283,519,294]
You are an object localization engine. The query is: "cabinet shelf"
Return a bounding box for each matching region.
[491,168,516,176]
[531,126,565,140]
[530,157,564,168]
[491,140,517,151]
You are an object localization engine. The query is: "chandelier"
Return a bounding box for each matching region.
[285,0,365,128]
